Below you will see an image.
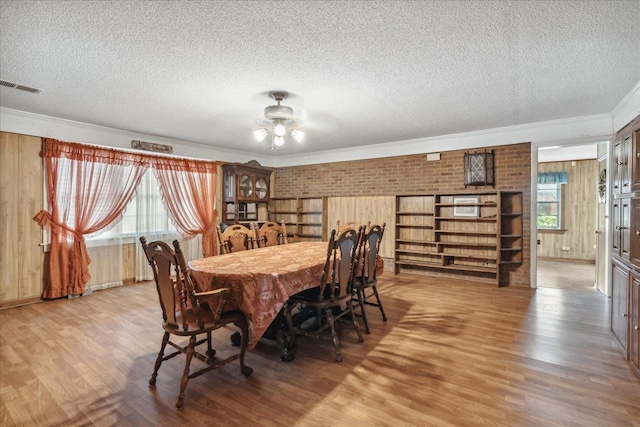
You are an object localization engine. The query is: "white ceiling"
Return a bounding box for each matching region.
[1,1,638,159]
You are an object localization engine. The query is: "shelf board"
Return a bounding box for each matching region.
[501,213,523,217]
[298,211,323,214]
[436,230,496,236]
[271,211,298,215]
[435,216,496,221]
[500,247,523,251]
[296,234,322,238]
[396,239,437,245]
[298,222,323,226]
[500,260,522,265]
[500,234,523,238]
[396,249,440,256]
[437,241,496,247]
[441,253,496,261]
[436,203,497,207]
[396,224,434,228]
[396,212,434,216]
[396,260,497,273]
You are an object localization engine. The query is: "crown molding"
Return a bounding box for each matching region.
[0,108,616,168]
[0,107,267,164]
[612,80,640,132]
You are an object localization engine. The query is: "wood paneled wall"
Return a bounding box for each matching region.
[537,159,598,261]
[328,196,395,260]
[0,132,44,306]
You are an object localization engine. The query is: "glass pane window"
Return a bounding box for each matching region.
[86,171,175,242]
[537,183,562,229]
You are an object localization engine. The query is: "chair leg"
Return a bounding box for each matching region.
[149,331,169,386]
[371,285,387,321]
[206,331,216,359]
[283,302,297,361]
[324,308,342,362]
[176,335,197,408]
[238,318,253,377]
[356,288,371,334]
[348,301,364,343]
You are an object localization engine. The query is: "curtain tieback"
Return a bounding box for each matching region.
[33,210,85,241]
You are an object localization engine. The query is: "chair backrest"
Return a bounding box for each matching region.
[317,227,363,302]
[140,237,188,329]
[216,224,257,254]
[255,221,288,248]
[337,220,371,234]
[360,223,386,283]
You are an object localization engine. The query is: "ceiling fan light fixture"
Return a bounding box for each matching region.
[273,121,287,137]
[255,90,306,149]
[253,128,268,142]
[291,129,305,142]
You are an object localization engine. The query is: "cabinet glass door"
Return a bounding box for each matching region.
[239,174,253,198]
[255,177,268,200]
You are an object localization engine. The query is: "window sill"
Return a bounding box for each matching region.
[537,228,567,234]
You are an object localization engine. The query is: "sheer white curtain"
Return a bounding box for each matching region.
[134,171,202,281]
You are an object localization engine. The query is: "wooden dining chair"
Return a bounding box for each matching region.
[352,223,386,334]
[284,228,364,362]
[140,237,252,408]
[254,220,288,248]
[216,223,257,254]
[337,220,371,234]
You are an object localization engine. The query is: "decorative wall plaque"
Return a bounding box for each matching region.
[131,139,173,154]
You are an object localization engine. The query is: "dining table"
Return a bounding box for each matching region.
[188,241,329,357]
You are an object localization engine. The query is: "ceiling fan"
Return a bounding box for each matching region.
[254,91,305,149]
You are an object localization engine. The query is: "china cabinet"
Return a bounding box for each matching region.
[222,161,272,224]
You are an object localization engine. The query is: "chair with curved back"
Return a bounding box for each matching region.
[254,220,288,248]
[216,223,257,254]
[337,220,371,234]
[284,227,364,362]
[140,237,253,408]
[352,223,387,334]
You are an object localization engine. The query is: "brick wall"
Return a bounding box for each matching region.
[273,142,532,286]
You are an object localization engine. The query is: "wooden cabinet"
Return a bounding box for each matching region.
[612,259,630,357]
[394,191,522,286]
[610,115,640,378]
[222,161,272,224]
[612,197,631,260]
[269,197,327,242]
[630,125,640,193]
[631,271,640,375]
[613,133,632,194]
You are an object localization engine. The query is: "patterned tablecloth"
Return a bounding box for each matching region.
[188,242,328,349]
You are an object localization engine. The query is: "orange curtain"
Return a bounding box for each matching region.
[34,139,149,298]
[151,157,219,257]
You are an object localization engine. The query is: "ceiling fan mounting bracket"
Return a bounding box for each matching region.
[270,91,288,102]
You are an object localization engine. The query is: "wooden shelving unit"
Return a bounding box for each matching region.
[394,191,523,286]
[269,197,328,242]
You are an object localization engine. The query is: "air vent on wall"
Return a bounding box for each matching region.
[0,80,41,93]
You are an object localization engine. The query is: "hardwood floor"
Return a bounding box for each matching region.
[537,259,597,293]
[1,274,638,426]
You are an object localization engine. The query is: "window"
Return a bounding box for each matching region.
[537,183,563,229]
[87,170,176,242]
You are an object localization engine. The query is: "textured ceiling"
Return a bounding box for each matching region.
[0,0,638,157]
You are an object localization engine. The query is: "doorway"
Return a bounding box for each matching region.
[535,144,602,293]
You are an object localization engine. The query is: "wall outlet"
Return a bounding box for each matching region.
[562,246,570,251]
